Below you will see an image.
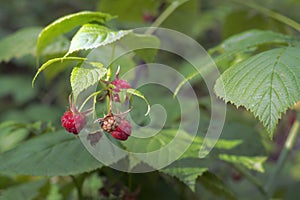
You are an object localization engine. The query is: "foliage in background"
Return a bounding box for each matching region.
[1,0,300,199]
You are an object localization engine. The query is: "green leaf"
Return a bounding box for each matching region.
[211,29,292,53]
[67,24,131,55]
[0,27,41,62]
[123,129,195,170]
[196,171,238,200]
[42,35,70,56]
[214,139,242,150]
[71,62,107,99]
[215,47,300,137]
[219,122,267,157]
[0,130,102,176]
[219,154,267,173]
[32,57,85,86]
[127,88,151,116]
[175,30,293,96]
[161,158,207,192]
[0,75,37,104]
[36,11,113,58]
[0,26,71,63]
[0,180,47,200]
[0,122,29,153]
[120,33,160,63]
[124,128,242,170]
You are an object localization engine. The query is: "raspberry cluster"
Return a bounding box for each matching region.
[61,66,133,141]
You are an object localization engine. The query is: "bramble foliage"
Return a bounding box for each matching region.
[1,0,300,199]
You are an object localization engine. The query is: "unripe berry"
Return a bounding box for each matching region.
[112,79,131,102]
[112,79,131,92]
[61,110,87,134]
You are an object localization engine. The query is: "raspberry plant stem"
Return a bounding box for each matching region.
[107,90,113,115]
[230,0,300,32]
[106,43,116,81]
[145,0,189,35]
[233,164,266,196]
[71,175,83,200]
[265,120,300,197]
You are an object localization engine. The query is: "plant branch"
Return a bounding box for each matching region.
[230,0,300,32]
[265,120,300,197]
[145,0,189,35]
[71,175,83,200]
[233,164,266,196]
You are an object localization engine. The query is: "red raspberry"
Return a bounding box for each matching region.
[61,110,87,135]
[97,114,131,141]
[110,119,131,141]
[112,79,131,102]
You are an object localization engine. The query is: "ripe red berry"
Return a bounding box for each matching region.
[97,114,131,141]
[112,79,131,102]
[110,119,131,141]
[61,110,87,134]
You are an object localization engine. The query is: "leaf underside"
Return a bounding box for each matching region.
[32,57,85,86]
[215,47,300,137]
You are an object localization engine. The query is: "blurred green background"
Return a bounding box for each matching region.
[2,0,300,199]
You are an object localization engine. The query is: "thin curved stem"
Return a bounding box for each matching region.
[145,0,189,35]
[230,0,300,32]
[78,90,104,112]
[233,164,266,196]
[265,120,300,197]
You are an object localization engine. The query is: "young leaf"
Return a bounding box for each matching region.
[0,27,41,62]
[126,88,150,116]
[219,154,267,173]
[32,57,85,86]
[196,171,238,200]
[0,130,102,176]
[71,62,107,99]
[36,11,113,58]
[214,47,300,137]
[67,24,131,55]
